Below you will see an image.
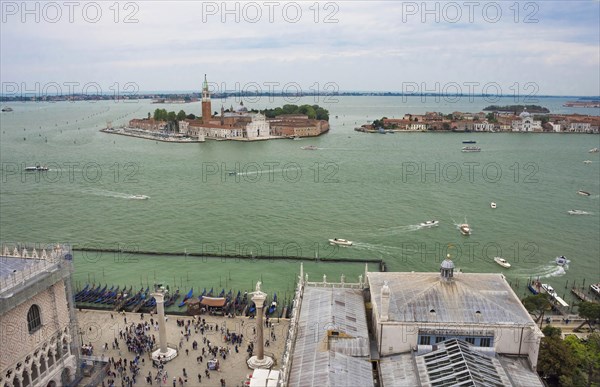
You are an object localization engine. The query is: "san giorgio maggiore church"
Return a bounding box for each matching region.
[178,75,271,141]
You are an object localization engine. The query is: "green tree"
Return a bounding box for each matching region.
[186,114,196,120]
[542,325,562,338]
[538,336,578,385]
[282,104,298,115]
[177,110,187,121]
[522,294,551,324]
[167,111,177,122]
[578,302,600,330]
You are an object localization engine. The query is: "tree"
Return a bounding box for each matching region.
[578,302,600,331]
[522,294,551,324]
[542,325,562,338]
[537,335,578,385]
[186,114,196,120]
[177,110,187,121]
[563,333,600,386]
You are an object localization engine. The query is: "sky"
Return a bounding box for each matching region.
[1,0,599,96]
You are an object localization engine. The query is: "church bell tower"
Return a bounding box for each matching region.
[202,74,212,123]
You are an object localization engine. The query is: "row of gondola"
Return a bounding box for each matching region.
[74,284,293,317]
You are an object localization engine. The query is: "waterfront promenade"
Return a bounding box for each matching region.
[77,309,289,386]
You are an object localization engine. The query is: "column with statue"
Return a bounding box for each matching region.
[247,281,274,369]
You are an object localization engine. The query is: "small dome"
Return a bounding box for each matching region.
[236,102,248,113]
[519,111,530,118]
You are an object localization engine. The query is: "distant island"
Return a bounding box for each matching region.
[356,110,599,134]
[483,105,550,114]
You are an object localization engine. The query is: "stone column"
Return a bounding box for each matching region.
[247,282,274,369]
[151,287,177,362]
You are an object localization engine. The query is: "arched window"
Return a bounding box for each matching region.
[27,305,42,333]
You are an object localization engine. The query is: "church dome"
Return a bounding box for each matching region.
[236,102,248,113]
[519,111,530,118]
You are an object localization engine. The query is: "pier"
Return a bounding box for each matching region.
[571,287,598,303]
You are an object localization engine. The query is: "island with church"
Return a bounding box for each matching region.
[101,75,330,142]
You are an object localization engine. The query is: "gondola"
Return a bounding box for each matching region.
[178,287,193,307]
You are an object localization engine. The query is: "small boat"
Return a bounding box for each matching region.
[178,287,193,307]
[301,145,318,150]
[583,160,593,164]
[589,147,599,153]
[494,257,511,268]
[419,220,439,227]
[1,106,13,112]
[590,283,600,297]
[490,202,497,209]
[228,171,237,176]
[555,255,568,266]
[567,209,589,215]
[461,146,481,152]
[25,165,49,172]
[130,195,149,200]
[292,136,301,140]
[459,223,471,235]
[542,283,557,296]
[577,190,591,196]
[328,238,353,246]
[462,140,476,144]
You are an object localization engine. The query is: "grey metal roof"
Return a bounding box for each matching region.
[368,272,535,325]
[288,286,374,387]
[0,256,41,280]
[379,354,420,387]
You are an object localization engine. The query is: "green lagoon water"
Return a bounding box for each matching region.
[1,97,599,306]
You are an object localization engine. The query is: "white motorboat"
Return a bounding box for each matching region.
[461,146,481,152]
[328,238,353,246]
[490,202,497,209]
[301,145,318,150]
[542,283,557,297]
[494,257,511,268]
[567,210,589,215]
[583,160,593,164]
[590,283,600,297]
[130,195,149,200]
[1,106,13,112]
[419,220,439,227]
[459,223,471,235]
[25,165,49,171]
[555,255,568,266]
[589,147,599,153]
[577,190,591,196]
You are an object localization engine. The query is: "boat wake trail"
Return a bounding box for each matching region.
[81,188,149,200]
[531,264,568,279]
[362,225,421,237]
[352,242,414,257]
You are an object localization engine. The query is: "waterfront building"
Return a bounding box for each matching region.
[0,244,79,387]
[512,111,542,132]
[269,114,329,137]
[127,118,168,132]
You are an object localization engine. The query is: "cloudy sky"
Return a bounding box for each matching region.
[1,1,599,96]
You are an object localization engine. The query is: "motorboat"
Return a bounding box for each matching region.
[555,255,568,266]
[1,106,13,112]
[542,283,557,297]
[419,220,439,227]
[301,145,318,150]
[25,165,49,171]
[228,171,237,176]
[589,147,599,153]
[583,160,593,164]
[490,202,497,209]
[459,223,471,235]
[328,238,353,246]
[461,146,481,152]
[590,283,600,297]
[567,210,589,215]
[130,195,149,200]
[493,257,511,268]
[462,140,476,144]
[292,136,301,140]
[577,190,591,196]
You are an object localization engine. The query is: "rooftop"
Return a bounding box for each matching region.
[368,272,535,325]
[288,286,373,387]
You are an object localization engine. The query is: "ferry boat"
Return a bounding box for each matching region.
[419,220,439,227]
[555,255,568,266]
[462,140,476,144]
[25,165,49,171]
[577,190,591,196]
[301,145,318,150]
[461,146,481,152]
[590,283,600,297]
[589,147,599,153]
[493,257,511,268]
[130,195,149,200]
[328,238,353,246]
[490,202,497,209]
[459,223,471,235]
